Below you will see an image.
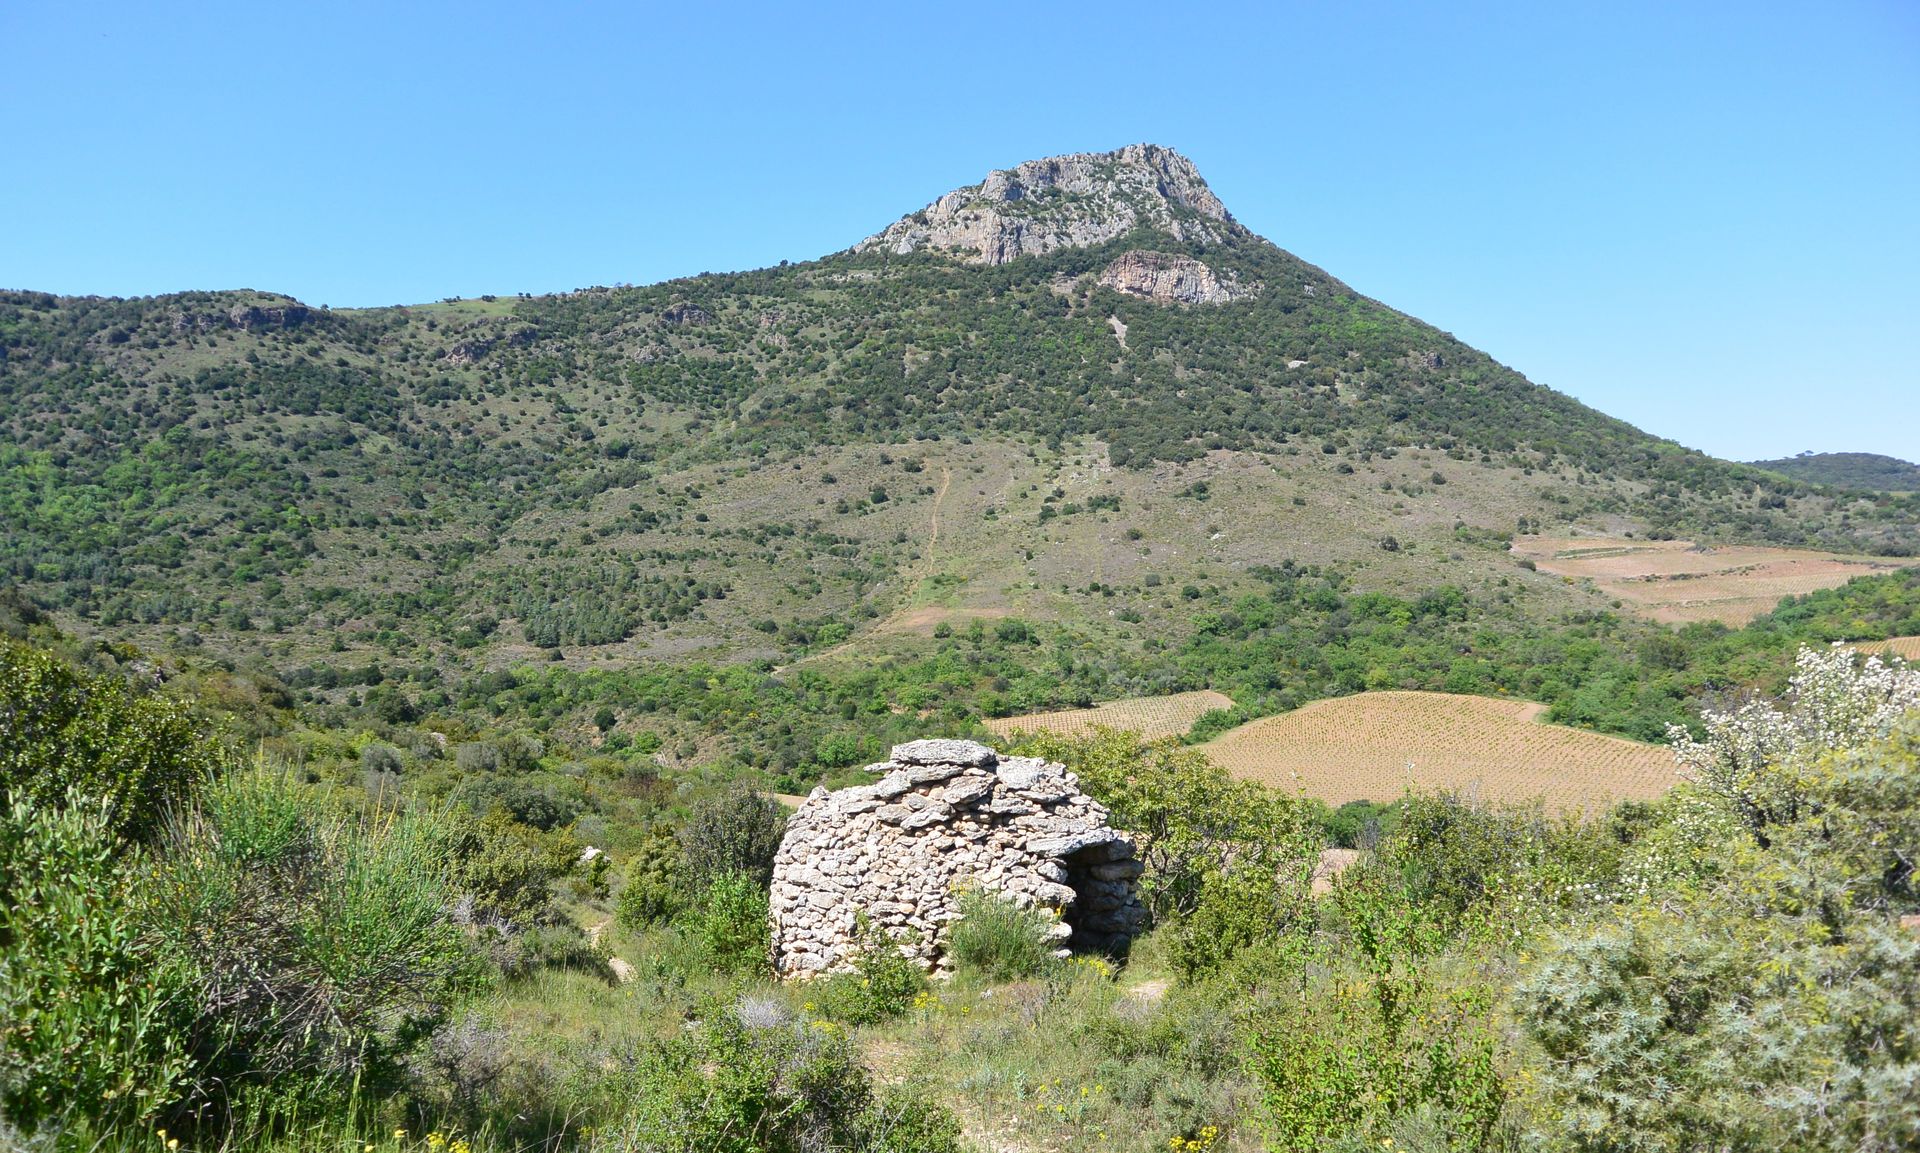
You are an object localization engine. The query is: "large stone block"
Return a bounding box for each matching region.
[891,739,998,768]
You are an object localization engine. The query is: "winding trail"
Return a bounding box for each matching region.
[588,919,635,982]
[785,466,951,670]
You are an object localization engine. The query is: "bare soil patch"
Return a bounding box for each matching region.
[1312,848,1360,895]
[985,689,1236,743]
[1512,535,1903,626]
[876,605,1011,635]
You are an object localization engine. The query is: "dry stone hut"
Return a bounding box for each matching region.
[769,739,1148,977]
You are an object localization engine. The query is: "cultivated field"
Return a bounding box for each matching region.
[1850,636,1920,662]
[985,689,1236,742]
[1511,535,1906,626]
[1199,691,1677,812]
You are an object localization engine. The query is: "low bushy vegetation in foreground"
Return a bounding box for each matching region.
[4,629,1918,1151]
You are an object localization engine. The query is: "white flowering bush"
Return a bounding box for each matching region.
[1669,644,1920,842]
[1517,648,1920,1151]
[1608,786,1745,901]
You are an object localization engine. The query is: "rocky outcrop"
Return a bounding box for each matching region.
[857,144,1245,266]
[769,739,1148,977]
[662,301,712,326]
[445,338,494,365]
[443,325,536,364]
[1098,251,1249,306]
[171,300,313,333]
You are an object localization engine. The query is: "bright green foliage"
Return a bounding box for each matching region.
[1248,874,1510,1152]
[0,640,215,839]
[1011,728,1317,918]
[443,807,576,924]
[616,823,689,928]
[0,793,191,1134]
[690,870,772,976]
[1373,791,1623,940]
[812,922,928,1026]
[1168,866,1312,983]
[945,887,1059,980]
[588,1010,961,1153]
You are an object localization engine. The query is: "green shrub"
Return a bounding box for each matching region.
[1009,729,1317,918]
[445,808,575,924]
[945,887,1057,981]
[588,1011,961,1153]
[1247,881,1509,1151]
[813,923,927,1025]
[1370,789,1619,937]
[1319,798,1399,849]
[496,922,611,981]
[151,768,480,1113]
[1169,868,1310,983]
[1079,985,1246,1141]
[0,793,191,1134]
[1514,716,1920,1151]
[690,870,771,976]
[0,640,217,840]
[453,774,586,832]
[680,784,787,890]
[616,824,688,929]
[852,1085,965,1153]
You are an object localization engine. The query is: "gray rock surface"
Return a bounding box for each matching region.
[769,739,1148,977]
[855,144,1246,266]
[1097,251,1252,306]
[892,738,999,768]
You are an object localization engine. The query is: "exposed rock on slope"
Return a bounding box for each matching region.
[769,739,1147,977]
[1098,251,1250,305]
[858,143,1245,265]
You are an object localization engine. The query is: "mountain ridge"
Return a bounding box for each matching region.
[1747,452,1920,492]
[2,145,1914,677]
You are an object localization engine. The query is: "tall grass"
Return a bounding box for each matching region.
[945,887,1059,981]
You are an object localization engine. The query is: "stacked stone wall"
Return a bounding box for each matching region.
[769,739,1147,977]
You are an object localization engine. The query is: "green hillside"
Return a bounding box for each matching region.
[6,144,1920,1153]
[1748,451,1920,491]
[3,149,1916,683]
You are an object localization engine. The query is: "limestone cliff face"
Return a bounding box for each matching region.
[857,143,1246,266]
[1097,251,1250,305]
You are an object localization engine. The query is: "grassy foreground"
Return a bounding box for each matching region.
[5,630,1920,1152]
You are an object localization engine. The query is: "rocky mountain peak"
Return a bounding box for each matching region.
[857,143,1246,266]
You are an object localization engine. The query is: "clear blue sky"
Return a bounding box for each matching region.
[4,1,1916,462]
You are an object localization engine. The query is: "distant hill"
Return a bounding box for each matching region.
[1747,452,1920,491]
[4,144,1916,675]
